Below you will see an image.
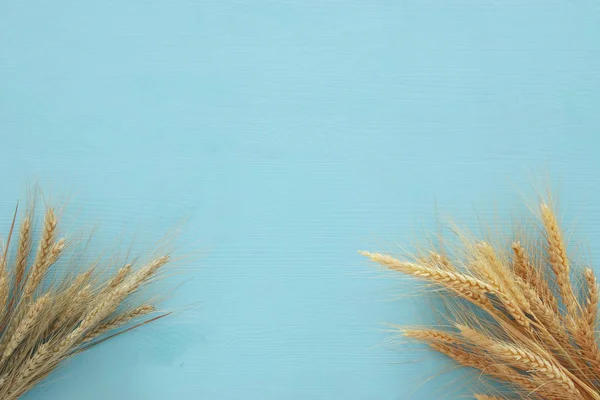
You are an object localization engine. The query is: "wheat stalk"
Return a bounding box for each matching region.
[540,203,580,320]
[22,209,57,300]
[363,198,600,400]
[584,268,598,330]
[82,304,155,344]
[13,215,31,294]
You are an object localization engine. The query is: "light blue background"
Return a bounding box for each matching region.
[1,1,600,399]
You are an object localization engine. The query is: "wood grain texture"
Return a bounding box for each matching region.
[0,1,599,399]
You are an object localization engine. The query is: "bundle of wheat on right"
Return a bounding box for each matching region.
[363,199,600,400]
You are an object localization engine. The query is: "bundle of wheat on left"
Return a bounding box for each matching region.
[0,198,174,399]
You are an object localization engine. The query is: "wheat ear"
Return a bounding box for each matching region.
[97,263,131,298]
[82,304,155,343]
[584,268,598,330]
[360,251,494,306]
[540,203,579,318]
[362,251,530,326]
[22,209,57,298]
[512,240,559,313]
[13,215,32,293]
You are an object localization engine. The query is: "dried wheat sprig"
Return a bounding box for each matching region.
[71,256,168,341]
[584,268,598,330]
[576,326,600,375]
[491,343,578,395]
[73,288,130,339]
[512,240,558,313]
[82,304,155,343]
[360,252,495,300]
[125,256,170,291]
[46,238,65,267]
[0,272,8,317]
[426,341,553,398]
[106,263,131,290]
[97,263,131,299]
[402,329,458,344]
[5,340,66,399]
[422,252,455,271]
[459,321,584,398]
[430,332,574,399]
[22,209,57,299]
[13,215,31,293]
[524,287,575,362]
[53,285,92,330]
[540,203,579,318]
[0,255,10,326]
[361,251,530,327]
[477,242,529,312]
[1,294,51,361]
[427,341,490,374]
[512,241,532,282]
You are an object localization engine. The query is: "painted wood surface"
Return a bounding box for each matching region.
[1,1,599,399]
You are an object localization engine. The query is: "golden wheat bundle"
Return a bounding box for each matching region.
[0,198,173,399]
[362,198,600,400]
